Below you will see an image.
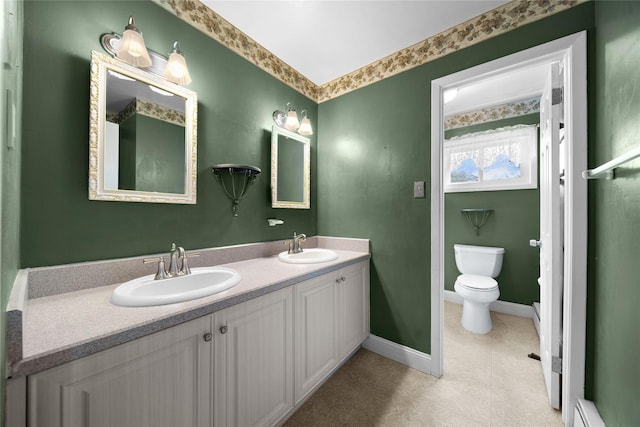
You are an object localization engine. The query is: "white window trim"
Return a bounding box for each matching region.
[443,125,538,193]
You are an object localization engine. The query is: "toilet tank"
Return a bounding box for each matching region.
[454,244,504,277]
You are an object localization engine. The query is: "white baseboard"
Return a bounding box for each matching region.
[362,334,431,374]
[574,399,605,427]
[444,289,533,318]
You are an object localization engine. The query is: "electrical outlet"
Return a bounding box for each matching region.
[414,181,425,198]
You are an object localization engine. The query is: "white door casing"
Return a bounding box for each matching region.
[430,32,587,425]
[538,61,563,409]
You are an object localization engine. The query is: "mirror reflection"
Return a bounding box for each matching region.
[89,51,198,204]
[271,126,310,209]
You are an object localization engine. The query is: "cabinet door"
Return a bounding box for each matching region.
[294,275,338,403]
[214,287,294,427]
[337,262,370,360]
[28,316,213,427]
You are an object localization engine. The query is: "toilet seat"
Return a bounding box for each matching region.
[456,274,498,291]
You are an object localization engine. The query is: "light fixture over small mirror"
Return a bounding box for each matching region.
[273,102,313,136]
[163,42,192,85]
[101,16,192,86]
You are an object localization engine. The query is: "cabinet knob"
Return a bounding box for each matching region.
[219,325,228,334]
[341,276,346,282]
[335,278,341,284]
[203,332,212,342]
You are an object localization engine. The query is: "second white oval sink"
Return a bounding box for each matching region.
[111,267,241,307]
[278,248,338,264]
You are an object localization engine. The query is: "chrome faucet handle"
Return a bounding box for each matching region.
[178,248,200,276]
[143,257,169,280]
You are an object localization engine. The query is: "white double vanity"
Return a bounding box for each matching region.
[6,237,370,427]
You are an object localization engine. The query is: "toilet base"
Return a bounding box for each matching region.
[454,281,499,334]
[460,299,493,334]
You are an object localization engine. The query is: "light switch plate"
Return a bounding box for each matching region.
[414,181,425,198]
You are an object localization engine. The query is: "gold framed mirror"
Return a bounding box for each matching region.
[271,125,310,209]
[88,51,198,204]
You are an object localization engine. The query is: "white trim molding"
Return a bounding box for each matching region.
[574,399,606,427]
[362,335,431,374]
[431,31,587,426]
[444,290,533,318]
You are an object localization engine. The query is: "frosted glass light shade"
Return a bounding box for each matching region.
[298,117,313,135]
[115,17,152,68]
[284,110,300,131]
[163,50,192,85]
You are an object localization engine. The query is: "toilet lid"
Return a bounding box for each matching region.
[457,274,498,291]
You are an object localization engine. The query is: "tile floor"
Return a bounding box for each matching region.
[285,301,563,426]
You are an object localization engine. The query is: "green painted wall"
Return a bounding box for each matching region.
[20,0,317,267]
[444,114,540,306]
[12,1,640,425]
[588,2,640,425]
[318,3,594,354]
[1,1,22,424]
[132,115,185,194]
[118,113,138,190]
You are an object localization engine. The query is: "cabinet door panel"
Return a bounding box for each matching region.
[215,287,293,427]
[28,316,212,427]
[338,263,369,359]
[295,276,338,402]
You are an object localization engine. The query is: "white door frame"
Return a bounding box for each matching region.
[430,31,587,425]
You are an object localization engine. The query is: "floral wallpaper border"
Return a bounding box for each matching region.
[445,96,541,130]
[136,99,186,126]
[156,0,318,100]
[107,98,185,127]
[154,0,583,103]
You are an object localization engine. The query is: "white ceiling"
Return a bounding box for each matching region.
[202,1,509,86]
[200,1,548,110]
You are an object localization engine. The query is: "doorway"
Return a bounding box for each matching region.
[430,32,587,426]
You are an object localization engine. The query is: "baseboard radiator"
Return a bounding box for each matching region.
[532,302,541,337]
[573,399,605,427]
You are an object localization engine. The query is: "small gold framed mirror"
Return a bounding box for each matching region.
[271,125,310,209]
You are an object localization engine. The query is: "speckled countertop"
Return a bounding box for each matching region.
[8,237,369,376]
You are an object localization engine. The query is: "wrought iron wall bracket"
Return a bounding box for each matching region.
[211,164,261,216]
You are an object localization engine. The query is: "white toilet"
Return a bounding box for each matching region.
[453,244,504,334]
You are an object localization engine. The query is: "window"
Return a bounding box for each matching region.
[444,125,538,193]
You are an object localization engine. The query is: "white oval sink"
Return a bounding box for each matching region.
[111,267,241,307]
[278,248,338,264]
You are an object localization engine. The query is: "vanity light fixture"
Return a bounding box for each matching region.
[163,41,192,85]
[284,106,300,131]
[297,110,313,136]
[115,16,152,68]
[273,102,313,136]
[100,18,192,86]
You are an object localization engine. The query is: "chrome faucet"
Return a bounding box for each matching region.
[144,243,199,280]
[287,232,307,254]
[168,243,181,277]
